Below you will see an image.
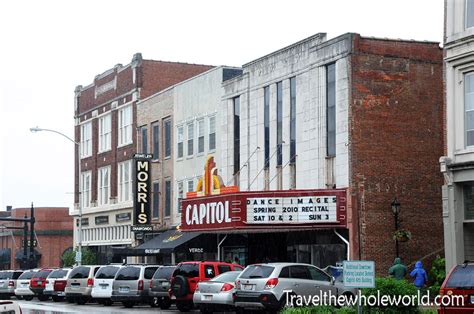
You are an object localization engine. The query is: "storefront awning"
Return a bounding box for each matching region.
[114,229,203,256]
[15,248,41,261]
[0,249,10,265]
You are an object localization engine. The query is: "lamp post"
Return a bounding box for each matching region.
[30,127,82,265]
[391,197,401,258]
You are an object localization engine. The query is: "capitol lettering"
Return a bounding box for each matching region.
[185,201,232,225]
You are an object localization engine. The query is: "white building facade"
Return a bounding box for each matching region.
[441,0,474,270]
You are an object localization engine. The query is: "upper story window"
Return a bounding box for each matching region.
[153,181,159,220]
[164,119,172,158]
[290,77,297,164]
[177,126,184,158]
[98,114,111,153]
[198,119,205,154]
[467,0,474,29]
[233,96,240,174]
[81,171,91,208]
[177,181,184,213]
[118,105,133,146]
[98,166,110,206]
[118,160,132,202]
[326,63,336,157]
[276,82,283,166]
[264,86,270,168]
[165,179,171,217]
[209,116,216,151]
[80,122,92,158]
[187,122,194,156]
[140,125,148,154]
[465,73,474,147]
[187,179,194,193]
[152,122,159,160]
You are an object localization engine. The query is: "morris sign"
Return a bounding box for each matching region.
[181,189,347,231]
[133,153,152,226]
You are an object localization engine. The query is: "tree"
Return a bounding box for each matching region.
[61,247,98,267]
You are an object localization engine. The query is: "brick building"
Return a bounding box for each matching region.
[73,53,213,263]
[178,32,444,272]
[0,207,72,269]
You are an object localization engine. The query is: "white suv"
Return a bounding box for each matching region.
[91,265,122,305]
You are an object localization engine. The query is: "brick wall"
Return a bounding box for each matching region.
[350,35,444,273]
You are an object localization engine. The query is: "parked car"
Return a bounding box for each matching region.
[64,265,101,305]
[30,268,55,301]
[149,265,176,309]
[111,264,159,308]
[234,263,355,312]
[193,270,242,313]
[44,268,72,302]
[0,270,23,299]
[91,265,122,306]
[0,300,21,313]
[14,270,37,301]
[439,261,474,313]
[170,261,243,312]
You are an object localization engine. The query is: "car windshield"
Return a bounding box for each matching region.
[95,266,120,279]
[48,269,68,279]
[211,271,242,282]
[35,270,52,278]
[18,271,35,280]
[153,267,176,280]
[173,264,199,278]
[69,267,90,279]
[115,267,140,281]
[0,272,12,279]
[239,265,274,279]
[446,265,474,288]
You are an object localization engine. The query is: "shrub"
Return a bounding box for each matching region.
[362,277,418,313]
[281,306,356,314]
[428,255,446,286]
[60,247,97,267]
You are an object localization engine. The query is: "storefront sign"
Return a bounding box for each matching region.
[134,153,152,226]
[343,260,375,288]
[246,196,337,224]
[144,249,160,254]
[189,247,204,253]
[181,189,347,231]
[95,215,109,225]
[76,218,89,227]
[131,225,153,232]
[116,212,131,222]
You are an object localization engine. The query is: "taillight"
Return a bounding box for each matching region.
[220,283,234,292]
[8,280,14,287]
[150,280,153,289]
[138,279,144,291]
[87,278,94,287]
[264,278,278,290]
[195,283,200,292]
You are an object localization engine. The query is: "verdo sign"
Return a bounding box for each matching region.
[181,189,347,231]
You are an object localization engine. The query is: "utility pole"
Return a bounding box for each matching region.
[23,215,28,269]
[29,203,35,268]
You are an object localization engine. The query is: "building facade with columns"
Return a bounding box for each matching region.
[440,0,474,271]
[73,53,213,263]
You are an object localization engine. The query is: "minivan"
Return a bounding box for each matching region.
[111,264,159,308]
[14,270,37,301]
[64,265,101,305]
[0,270,23,299]
[91,265,122,306]
[44,268,72,302]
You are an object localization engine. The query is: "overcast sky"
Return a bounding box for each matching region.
[0,0,443,211]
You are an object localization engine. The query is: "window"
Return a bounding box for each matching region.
[198,119,205,154]
[467,0,474,29]
[187,122,194,156]
[118,105,132,146]
[177,126,184,158]
[307,266,330,282]
[233,96,240,174]
[204,265,216,279]
[98,114,111,152]
[118,160,132,202]
[465,73,474,147]
[209,116,216,151]
[98,166,110,206]
[290,77,297,164]
[80,122,92,158]
[290,265,310,280]
[279,267,290,278]
[152,122,159,159]
[177,181,184,213]
[153,182,159,220]
[264,86,270,168]
[326,64,336,157]
[277,81,283,166]
[164,119,171,158]
[81,171,91,208]
[165,180,171,217]
[464,183,474,220]
[140,125,148,154]
[145,267,158,280]
[187,179,194,194]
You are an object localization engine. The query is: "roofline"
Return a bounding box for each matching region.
[359,35,440,46]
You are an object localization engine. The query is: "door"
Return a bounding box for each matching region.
[306,265,337,301]
[288,265,312,298]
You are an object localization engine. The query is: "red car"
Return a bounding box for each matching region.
[30,269,54,301]
[438,261,474,313]
[170,261,243,312]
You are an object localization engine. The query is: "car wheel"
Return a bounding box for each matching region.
[160,297,172,310]
[176,301,192,312]
[149,297,159,307]
[23,296,34,301]
[122,301,135,308]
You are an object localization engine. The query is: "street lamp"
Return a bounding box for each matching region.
[30,127,83,265]
[391,197,401,258]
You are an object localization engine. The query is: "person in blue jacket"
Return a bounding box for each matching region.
[410,261,428,289]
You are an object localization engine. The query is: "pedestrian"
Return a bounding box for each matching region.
[233,256,240,265]
[410,261,428,289]
[389,257,408,280]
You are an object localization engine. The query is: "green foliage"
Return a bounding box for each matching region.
[281,306,356,314]
[60,247,97,267]
[428,255,446,287]
[362,277,418,313]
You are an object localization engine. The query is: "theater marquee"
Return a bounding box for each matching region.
[180,189,347,232]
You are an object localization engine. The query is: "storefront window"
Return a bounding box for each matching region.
[465,183,474,220]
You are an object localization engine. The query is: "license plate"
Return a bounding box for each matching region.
[101,285,107,289]
[202,295,212,301]
[119,287,129,293]
[37,281,42,285]
[161,282,169,287]
[242,284,254,291]
[21,284,27,288]
[470,295,474,304]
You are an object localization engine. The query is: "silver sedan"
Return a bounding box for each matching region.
[193,270,242,312]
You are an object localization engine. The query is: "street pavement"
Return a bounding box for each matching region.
[17,300,199,314]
